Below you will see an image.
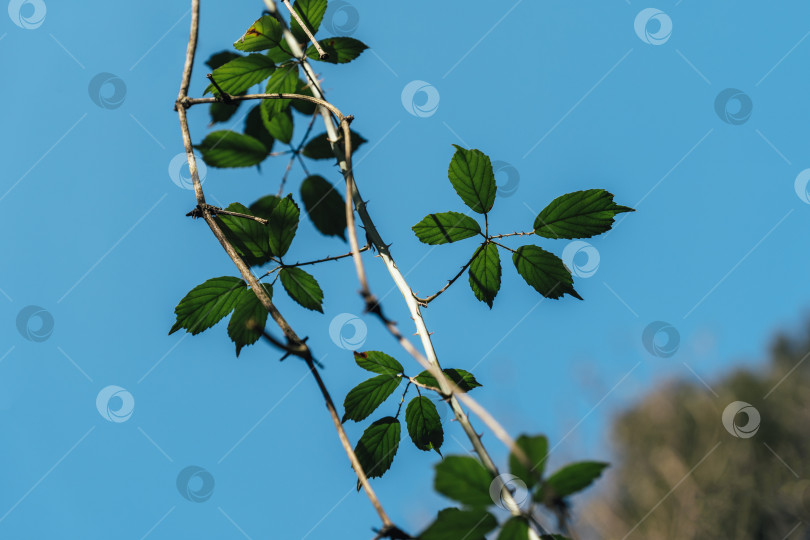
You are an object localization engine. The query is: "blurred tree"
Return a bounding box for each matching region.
[583,326,810,539]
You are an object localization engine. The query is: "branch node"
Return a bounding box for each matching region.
[206,73,234,103]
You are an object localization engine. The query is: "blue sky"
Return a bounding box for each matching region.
[2,1,809,538]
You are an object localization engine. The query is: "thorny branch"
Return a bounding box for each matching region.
[174,0,400,535]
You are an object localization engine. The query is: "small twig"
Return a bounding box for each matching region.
[186,203,268,225]
[286,244,369,268]
[184,93,345,121]
[206,73,233,102]
[414,254,477,306]
[394,381,411,418]
[488,230,535,239]
[281,0,329,59]
[491,240,517,253]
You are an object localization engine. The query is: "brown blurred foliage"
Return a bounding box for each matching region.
[582,327,810,539]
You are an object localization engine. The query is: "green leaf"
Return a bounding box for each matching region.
[419,508,497,540]
[342,375,402,422]
[244,105,275,152]
[512,245,582,300]
[290,0,328,44]
[535,461,609,504]
[302,130,367,160]
[405,396,443,453]
[534,189,634,239]
[448,146,496,214]
[434,456,493,507]
[234,15,283,52]
[195,130,268,168]
[209,98,242,125]
[508,434,549,489]
[252,194,299,256]
[280,267,323,312]
[205,51,242,70]
[354,417,401,479]
[170,277,246,335]
[412,212,481,245]
[468,243,501,308]
[218,203,273,266]
[266,45,294,64]
[353,351,403,376]
[300,175,347,239]
[204,54,276,96]
[414,369,481,392]
[261,107,294,144]
[291,78,317,115]
[498,517,531,540]
[307,37,369,64]
[261,62,299,116]
[227,284,273,356]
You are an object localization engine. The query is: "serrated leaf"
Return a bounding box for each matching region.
[512,245,582,300]
[204,54,276,96]
[205,51,242,70]
[291,78,317,115]
[435,456,493,507]
[342,375,402,422]
[227,283,273,356]
[498,517,531,540]
[509,434,549,489]
[244,105,275,152]
[195,130,268,168]
[414,369,481,392]
[218,203,273,266]
[535,462,609,504]
[448,146,496,214]
[307,37,368,64]
[420,508,498,540]
[261,107,294,144]
[300,175,347,239]
[290,0,328,44]
[261,62,299,116]
[280,267,323,312]
[302,130,367,160]
[405,396,443,453]
[353,351,403,376]
[261,194,298,256]
[170,277,246,335]
[534,189,634,239]
[468,243,501,308]
[354,417,401,479]
[234,15,283,52]
[266,45,294,64]
[412,212,481,245]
